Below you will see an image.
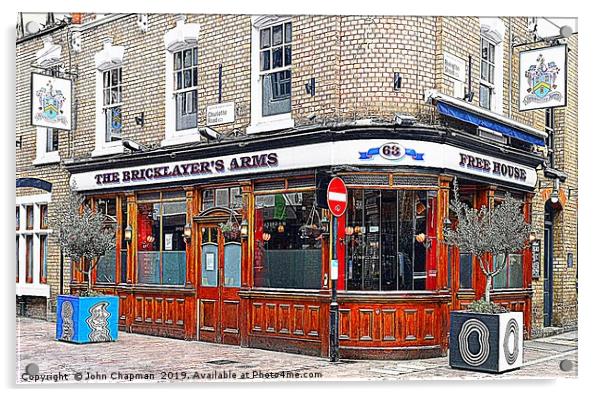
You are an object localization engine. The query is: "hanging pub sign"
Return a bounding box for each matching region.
[31,72,73,130]
[519,45,567,111]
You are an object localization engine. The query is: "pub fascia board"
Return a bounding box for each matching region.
[70,139,537,191]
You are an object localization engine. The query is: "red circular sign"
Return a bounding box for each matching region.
[327,177,348,217]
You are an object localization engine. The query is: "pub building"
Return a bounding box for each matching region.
[66,91,545,359]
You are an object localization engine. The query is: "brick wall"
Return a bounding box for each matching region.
[16,14,577,331]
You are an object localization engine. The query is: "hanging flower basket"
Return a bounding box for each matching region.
[299,203,323,239]
[219,211,241,241]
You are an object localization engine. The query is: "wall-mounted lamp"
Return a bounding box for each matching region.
[240,219,249,239]
[529,231,537,243]
[443,217,452,229]
[305,77,315,96]
[183,223,192,241]
[262,232,272,242]
[124,225,133,242]
[415,233,432,249]
[550,178,560,204]
[135,112,144,126]
[277,224,285,233]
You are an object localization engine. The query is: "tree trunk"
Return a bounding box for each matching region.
[485,274,492,303]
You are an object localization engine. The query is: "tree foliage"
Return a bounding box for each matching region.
[54,185,116,295]
[443,178,531,304]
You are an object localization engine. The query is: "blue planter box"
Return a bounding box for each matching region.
[56,295,119,344]
[449,311,523,373]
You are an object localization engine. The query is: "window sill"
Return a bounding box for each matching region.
[32,153,60,166]
[91,143,124,158]
[246,115,294,135]
[161,130,201,147]
[16,283,50,298]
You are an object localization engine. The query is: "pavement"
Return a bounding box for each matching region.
[15,317,577,384]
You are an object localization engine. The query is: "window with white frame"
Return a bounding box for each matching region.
[16,195,52,298]
[479,18,505,114]
[479,36,496,110]
[93,38,125,157]
[247,16,294,134]
[102,67,123,142]
[163,16,201,146]
[34,127,60,165]
[173,47,198,131]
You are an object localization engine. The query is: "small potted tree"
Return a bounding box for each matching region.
[54,186,119,343]
[444,179,531,373]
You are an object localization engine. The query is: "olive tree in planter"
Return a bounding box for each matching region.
[54,186,119,343]
[444,179,531,373]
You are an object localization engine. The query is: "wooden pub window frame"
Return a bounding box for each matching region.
[251,181,322,291]
[341,183,440,293]
[87,194,125,287]
[134,190,188,286]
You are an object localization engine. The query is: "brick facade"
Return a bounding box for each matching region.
[16,14,577,335]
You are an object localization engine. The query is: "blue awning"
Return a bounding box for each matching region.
[436,102,545,146]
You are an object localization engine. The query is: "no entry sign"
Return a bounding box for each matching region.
[327,177,348,217]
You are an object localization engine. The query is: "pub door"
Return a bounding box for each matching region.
[197,224,242,345]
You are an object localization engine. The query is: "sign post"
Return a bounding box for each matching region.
[327,177,347,363]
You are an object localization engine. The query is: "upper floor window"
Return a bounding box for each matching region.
[247,16,294,134]
[102,68,123,142]
[173,47,198,131]
[479,36,496,110]
[93,38,125,157]
[260,21,292,117]
[163,16,200,146]
[479,17,505,114]
[34,127,60,165]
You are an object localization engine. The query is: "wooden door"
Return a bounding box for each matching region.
[197,224,242,345]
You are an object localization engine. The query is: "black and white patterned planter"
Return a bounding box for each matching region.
[449,311,523,373]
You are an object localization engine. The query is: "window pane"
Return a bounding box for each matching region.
[284,22,292,43]
[489,64,495,84]
[481,60,488,81]
[459,253,473,289]
[413,191,427,290]
[39,204,48,229]
[26,235,33,283]
[46,129,58,152]
[39,235,48,283]
[111,69,118,86]
[104,88,110,106]
[362,190,381,291]
[174,51,182,70]
[183,48,192,68]
[97,248,117,283]
[260,50,271,71]
[272,24,283,46]
[201,240,218,286]
[16,207,20,230]
[489,43,495,62]
[103,71,110,88]
[272,47,283,68]
[253,192,322,289]
[121,198,128,283]
[176,72,182,90]
[284,45,292,66]
[161,200,186,285]
[493,254,508,289]
[193,47,198,66]
[260,28,271,49]
[111,87,120,104]
[192,67,198,87]
[215,188,229,207]
[118,68,122,84]
[137,202,161,284]
[202,189,215,210]
[26,206,33,229]
[262,72,292,116]
[381,190,398,290]
[230,187,242,209]
[16,236,19,282]
[479,85,491,109]
[508,254,523,288]
[184,69,192,88]
[224,243,241,287]
[345,189,364,290]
